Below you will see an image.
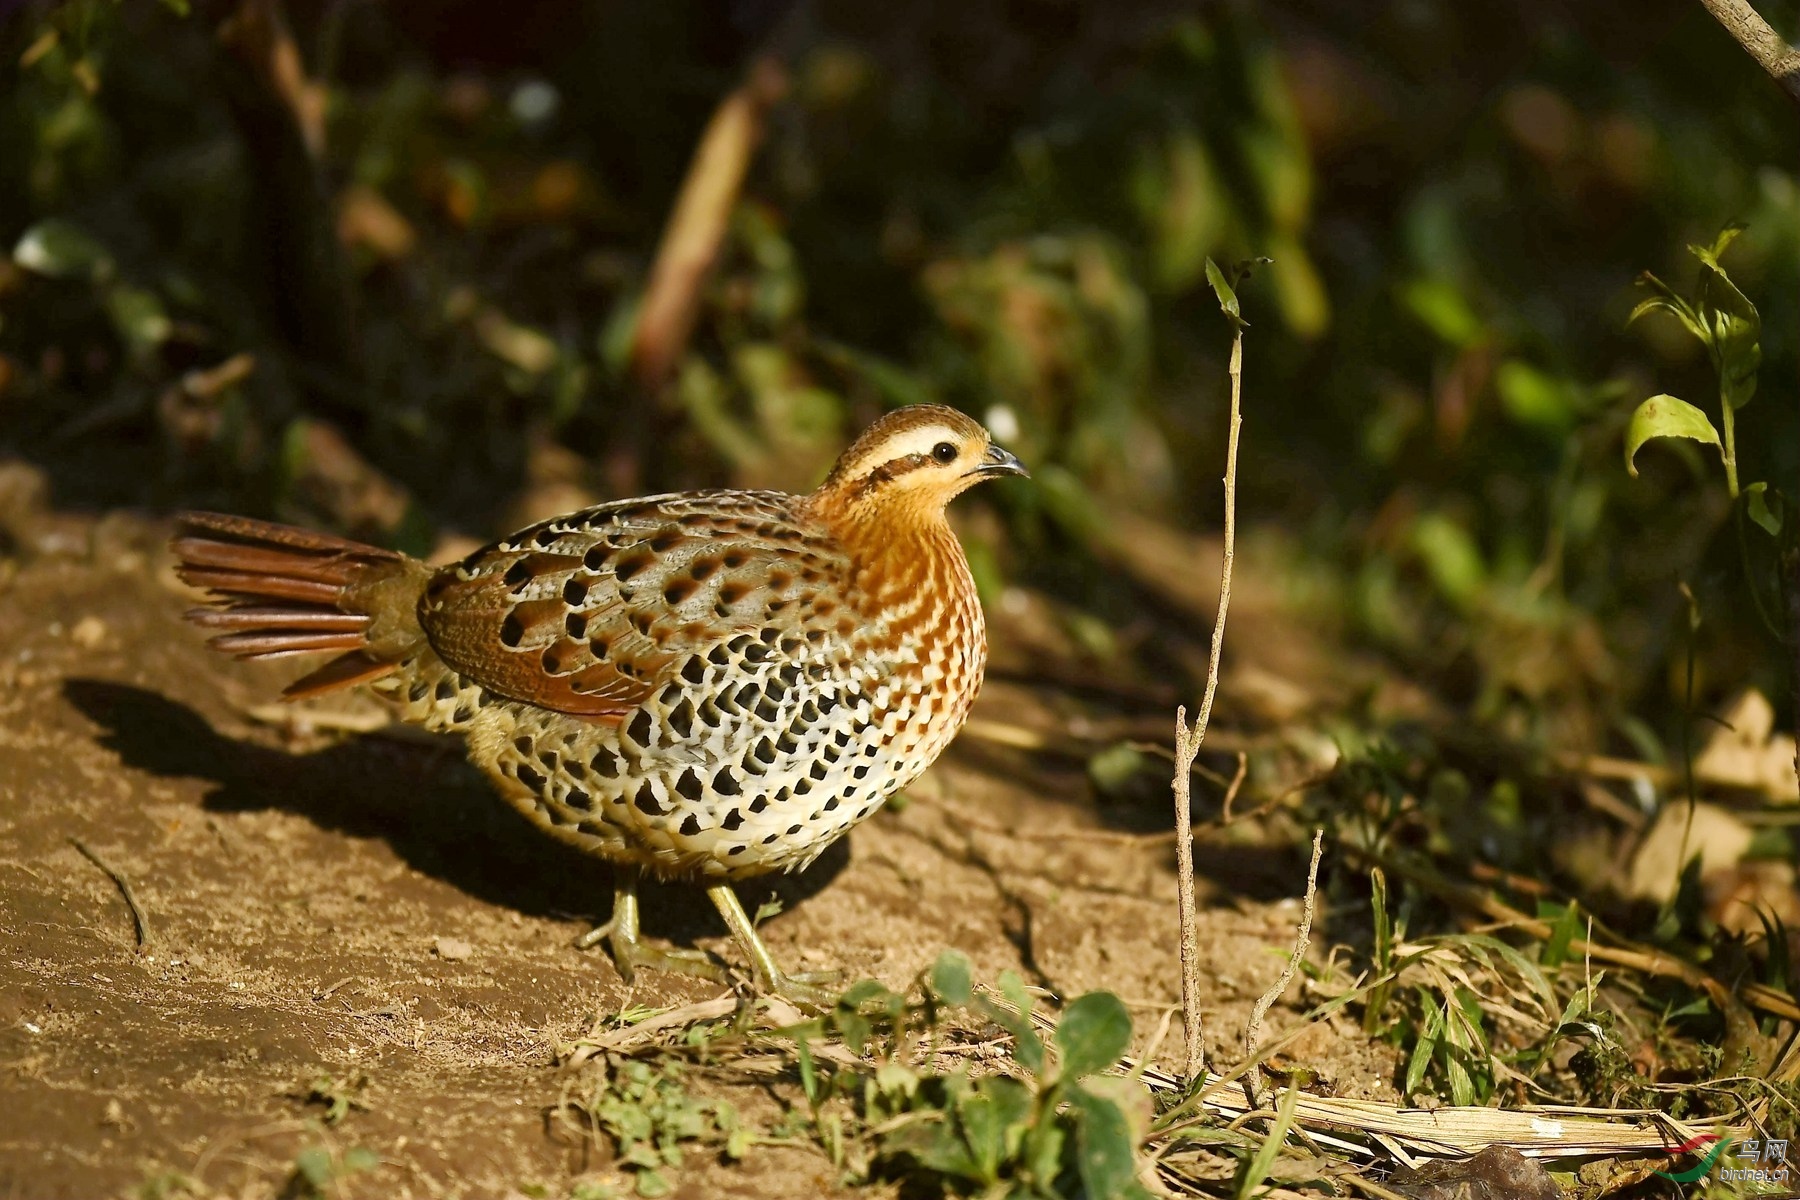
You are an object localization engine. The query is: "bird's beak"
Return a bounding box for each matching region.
[971,443,1029,479]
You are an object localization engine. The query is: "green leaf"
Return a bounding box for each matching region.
[1745,482,1782,536]
[1070,1087,1139,1199]
[1690,235,1761,410]
[1624,394,1721,477]
[1234,1084,1300,1199]
[1055,992,1132,1080]
[1628,273,1705,343]
[293,1146,334,1189]
[1495,359,1579,432]
[930,950,973,1006]
[1204,257,1241,325]
[1400,277,1483,347]
[13,218,113,281]
[1538,902,1580,970]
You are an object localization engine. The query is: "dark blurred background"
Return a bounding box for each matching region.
[2,0,1796,764]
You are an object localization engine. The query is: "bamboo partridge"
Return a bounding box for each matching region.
[172,405,1026,1002]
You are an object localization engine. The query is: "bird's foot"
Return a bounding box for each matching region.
[609,922,728,986]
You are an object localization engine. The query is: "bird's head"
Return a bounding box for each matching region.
[811,405,1027,526]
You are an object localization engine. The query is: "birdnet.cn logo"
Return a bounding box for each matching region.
[1656,1134,1790,1187]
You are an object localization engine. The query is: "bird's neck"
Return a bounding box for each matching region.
[808,493,980,624]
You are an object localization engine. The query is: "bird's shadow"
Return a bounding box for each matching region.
[61,680,847,946]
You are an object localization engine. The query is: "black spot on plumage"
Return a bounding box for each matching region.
[592,747,620,778]
[809,760,829,781]
[752,738,776,765]
[614,553,652,583]
[713,768,742,796]
[667,699,695,739]
[853,764,870,779]
[435,678,456,702]
[722,551,747,570]
[864,744,880,757]
[795,778,813,796]
[567,788,592,811]
[634,780,666,816]
[542,645,567,674]
[708,643,731,666]
[663,578,697,605]
[834,728,851,747]
[533,527,560,548]
[565,758,587,780]
[786,824,803,836]
[689,558,719,581]
[762,833,779,845]
[408,680,429,703]
[819,694,840,715]
[452,704,472,722]
[675,768,703,802]
[728,634,752,654]
[776,732,799,754]
[504,559,532,588]
[583,544,609,570]
[722,809,744,831]
[626,709,654,748]
[649,528,681,553]
[500,614,524,648]
[728,844,747,855]
[566,612,588,639]
[632,613,654,636]
[749,796,769,814]
[518,763,546,790]
[698,699,723,729]
[513,736,532,755]
[823,797,840,813]
[538,749,557,768]
[679,814,702,837]
[564,577,589,605]
[681,656,706,684]
[780,637,804,658]
[734,682,762,709]
[718,582,747,606]
[743,641,771,664]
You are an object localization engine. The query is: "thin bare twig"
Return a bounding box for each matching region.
[1174,267,1250,1080]
[1243,829,1325,1099]
[1696,0,1800,104]
[70,838,151,949]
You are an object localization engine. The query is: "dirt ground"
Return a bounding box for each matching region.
[0,483,1398,1199]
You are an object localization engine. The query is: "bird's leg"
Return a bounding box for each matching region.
[706,884,839,1012]
[598,870,727,986]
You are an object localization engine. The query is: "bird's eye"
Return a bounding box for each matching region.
[931,441,958,464]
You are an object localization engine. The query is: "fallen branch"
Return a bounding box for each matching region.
[70,837,151,950]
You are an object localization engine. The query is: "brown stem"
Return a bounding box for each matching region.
[1696,0,1800,104]
[1174,319,1246,1080]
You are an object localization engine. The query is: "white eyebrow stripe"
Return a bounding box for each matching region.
[864,424,966,464]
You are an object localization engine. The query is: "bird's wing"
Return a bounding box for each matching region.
[418,491,850,721]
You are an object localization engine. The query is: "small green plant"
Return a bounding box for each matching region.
[790,951,1153,1199]
[281,1144,379,1200]
[1625,225,1789,634]
[557,1056,748,1198]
